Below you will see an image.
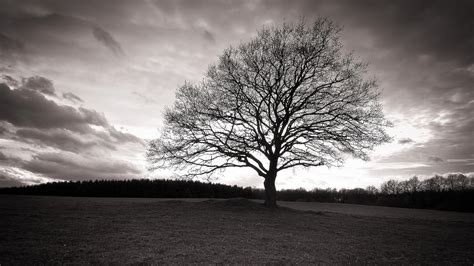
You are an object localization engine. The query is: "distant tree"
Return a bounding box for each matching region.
[445,174,469,191]
[147,19,391,207]
[381,179,399,195]
[366,185,378,194]
[443,174,469,191]
[407,176,422,193]
[422,175,443,192]
[397,180,411,193]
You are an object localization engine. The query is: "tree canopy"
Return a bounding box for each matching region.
[147,18,391,207]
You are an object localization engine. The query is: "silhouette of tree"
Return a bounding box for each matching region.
[397,180,411,193]
[366,185,378,194]
[147,18,391,207]
[422,175,443,192]
[381,179,399,195]
[446,173,469,191]
[399,176,422,193]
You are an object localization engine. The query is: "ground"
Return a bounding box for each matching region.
[1,195,473,264]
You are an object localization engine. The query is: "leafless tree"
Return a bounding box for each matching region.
[445,173,469,191]
[147,19,391,207]
[381,179,400,195]
[366,185,379,194]
[397,180,411,193]
[407,176,422,193]
[422,175,443,192]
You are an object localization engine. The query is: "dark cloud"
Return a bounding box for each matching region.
[0,33,24,52]
[0,151,7,160]
[271,0,474,67]
[0,12,89,52]
[428,156,444,163]
[0,33,25,66]
[398,138,414,144]
[0,83,106,131]
[21,76,56,96]
[202,29,215,43]
[0,79,143,145]
[62,92,83,103]
[1,75,19,87]
[15,128,115,152]
[92,26,124,57]
[22,152,141,181]
[0,9,126,65]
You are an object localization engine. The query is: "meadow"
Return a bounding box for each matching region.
[1,195,473,264]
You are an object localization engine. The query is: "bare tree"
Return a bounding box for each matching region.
[422,175,443,192]
[381,179,400,195]
[407,176,422,193]
[147,19,391,207]
[366,185,379,194]
[445,173,469,191]
[397,180,411,193]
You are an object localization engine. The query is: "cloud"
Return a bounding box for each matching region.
[1,75,20,88]
[398,138,414,144]
[92,26,124,57]
[0,83,107,131]
[62,92,83,103]
[0,78,143,146]
[427,156,444,163]
[132,91,156,104]
[0,33,24,52]
[0,33,25,67]
[0,151,7,161]
[202,29,215,43]
[21,76,56,96]
[22,152,141,181]
[0,121,8,135]
[15,128,115,153]
[107,126,144,144]
[0,167,63,187]
[0,76,145,186]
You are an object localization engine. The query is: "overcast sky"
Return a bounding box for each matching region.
[1,0,473,189]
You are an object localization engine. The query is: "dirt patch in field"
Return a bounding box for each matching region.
[1,195,473,264]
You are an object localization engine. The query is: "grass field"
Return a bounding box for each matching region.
[1,195,473,264]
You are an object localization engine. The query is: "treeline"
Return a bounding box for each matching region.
[1,174,473,212]
[0,179,255,199]
[274,174,474,212]
[380,174,473,194]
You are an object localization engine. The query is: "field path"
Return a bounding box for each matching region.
[75,197,474,222]
[274,200,474,222]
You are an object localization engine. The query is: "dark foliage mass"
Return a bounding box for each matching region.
[1,174,473,212]
[0,179,254,199]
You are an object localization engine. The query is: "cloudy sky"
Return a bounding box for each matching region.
[1,0,473,189]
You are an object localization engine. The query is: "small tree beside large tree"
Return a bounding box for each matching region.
[147,18,391,207]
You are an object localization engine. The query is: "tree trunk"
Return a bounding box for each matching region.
[264,176,277,208]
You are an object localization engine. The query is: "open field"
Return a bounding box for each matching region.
[1,195,473,264]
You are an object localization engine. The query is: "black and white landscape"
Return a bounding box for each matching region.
[1,0,473,264]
